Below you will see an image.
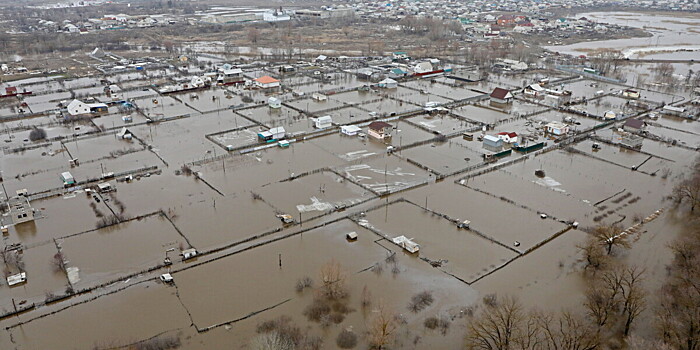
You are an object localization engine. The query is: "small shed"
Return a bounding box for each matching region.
[7,272,27,286]
[258,127,286,142]
[160,273,174,283]
[313,115,333,129]
[61,171,75,185]
[346,231,358,240]
[268,97,282,109]
[97,182,113,192]
[181,248,198,260]
[117,127,133,140]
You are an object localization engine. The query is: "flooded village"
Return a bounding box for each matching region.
[1,0,700,349]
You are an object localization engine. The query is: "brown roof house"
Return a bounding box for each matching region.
[368,121,392,140]
[490,88,514,104]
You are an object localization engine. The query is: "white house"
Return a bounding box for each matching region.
[545,121,570,136]
[311,92,327,101]
[497,132,518,144]
[378,78,398,89]
[413,62,434,74]
[67,99,90,116]
[268,97,282,109]
[313,115,333,129]
[254,76,280,89]
[341,125,362,136]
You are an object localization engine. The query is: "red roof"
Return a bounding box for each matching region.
[369,121,391,131]
[490,88,512,100]
[255,76,280,84]
[497,132,518,138]
[5,87,17,94]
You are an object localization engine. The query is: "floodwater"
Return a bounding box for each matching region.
[545,12,700,59]
[2,46,700,349]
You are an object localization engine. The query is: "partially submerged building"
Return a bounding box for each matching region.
[490,88,513,104]
[7,196,36,225]
[368,121,392,139]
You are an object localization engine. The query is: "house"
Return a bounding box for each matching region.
[413,62,434,75]
[341,125,361,136]
[8,196,35,225]
[67,99,90,116]
[311,93,327,102]
[5,86,17,96]
[662,105,685,116]
[545,121,570,136]
[368,121,392,139]
[524,84,545,98]
[313,115,333,129]
[87,103,108,113]
[392,235,419,253]
[378,78,398,89]
[218,68,244,85]
[603,110,618,120]
[497,132,518,144]
[622,89,640,99]
[258,127,286,142]
[621,134,643,148]
[389,68,408,78]
[497,15,517,26]
[490,88,513,104]
[392,51,409,60]
[254,76,280,89]
[268,97,282,109]
[623,119,645,132]
[482,134,503,149]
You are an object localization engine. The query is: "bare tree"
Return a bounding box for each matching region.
[620,266,646,336]
[591,224,629,255]
[534,310,599,350]
[577,237,609,272]
[673,175,700,212]
[367,302,398,349]
[466,295,536,350]
[319,259,347,300]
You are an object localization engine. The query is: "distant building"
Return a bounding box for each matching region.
[368,121,392,139]
[490,88,513,104]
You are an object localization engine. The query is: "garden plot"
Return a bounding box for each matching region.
[132,96,197,118]
[12,281,189,350]
[321,106,373,125]
[399,138,484,176]
[451,104,510,124]
[361,98,419,116]
[335,155,432,195]
[235,105,316,134]
[400,80,482,100]
[60,215,184,287]
[407,114,475,135]
[255,171,374,219]
[285,96,347,114]
[328,90,385,105]
[361,201,519,283]
[404,181,570,252]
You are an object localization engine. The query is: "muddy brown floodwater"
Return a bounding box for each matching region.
[1,54,698,349]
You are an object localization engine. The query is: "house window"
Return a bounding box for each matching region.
[18,214,22,219]
[23,213,27,218]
